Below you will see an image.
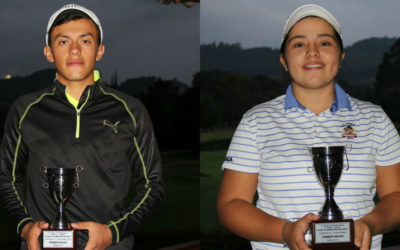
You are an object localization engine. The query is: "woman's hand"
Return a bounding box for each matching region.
[283,213,319,250]
[354,219,372,250]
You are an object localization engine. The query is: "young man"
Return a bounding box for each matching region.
[0,4,164,250]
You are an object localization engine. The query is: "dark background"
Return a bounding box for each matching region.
[0,1,200,249]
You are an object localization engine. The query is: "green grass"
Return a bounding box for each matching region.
[200,128,251,249]
[200,128,235,143]
[200,149,226,231]
[200,128,234,231]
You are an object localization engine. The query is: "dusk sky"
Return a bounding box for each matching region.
[0,0,199,85]
[201,0,400,49]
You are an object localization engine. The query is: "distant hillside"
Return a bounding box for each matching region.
[339,37,396,85]
[201,37,396,86]
[0,68,56,103]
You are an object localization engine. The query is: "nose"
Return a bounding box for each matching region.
[70,41,80,55]
[306,43,319,58]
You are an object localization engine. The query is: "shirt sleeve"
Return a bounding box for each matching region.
[222,113,261,173]
[0,102,33,237]
[375,108,400,166]
[106,101,165,245]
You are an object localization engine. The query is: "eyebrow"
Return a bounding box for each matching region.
[287,33,337,44]
[53,32,95,40]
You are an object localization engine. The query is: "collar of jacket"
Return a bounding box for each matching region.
[51,79,103,109]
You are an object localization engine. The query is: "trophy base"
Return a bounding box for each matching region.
[41,229,76,250]
[311,219,359,250]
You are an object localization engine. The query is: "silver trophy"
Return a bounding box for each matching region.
[310,146,348,220]
[307,146,357,249]
[41,166,83,249]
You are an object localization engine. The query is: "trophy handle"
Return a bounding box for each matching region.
[74,166,83,188]
[41,166,49,189]
[303,146,314,173]
[344,145,350,171]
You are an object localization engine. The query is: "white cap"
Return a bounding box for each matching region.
[281,4,341,46]
[46,4,103,45]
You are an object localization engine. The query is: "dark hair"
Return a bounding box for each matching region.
[280,18,344,56]
[48,10,101,46]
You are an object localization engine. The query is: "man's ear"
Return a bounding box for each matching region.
[44,46,54,63]
[96,44,105,61]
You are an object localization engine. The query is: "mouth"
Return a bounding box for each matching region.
[67,61,84,66]
[304,63,323,70]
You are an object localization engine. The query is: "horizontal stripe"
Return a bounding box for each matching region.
[223,89,399,249]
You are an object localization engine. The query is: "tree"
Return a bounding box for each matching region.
[375,38,400,123]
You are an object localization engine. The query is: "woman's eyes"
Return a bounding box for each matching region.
[321,41,331,46]
[292,41,332,48]
[294,42,304,48]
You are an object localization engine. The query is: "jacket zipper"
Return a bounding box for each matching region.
[75,90,91,139]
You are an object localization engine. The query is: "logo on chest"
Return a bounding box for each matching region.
[341,123,357,139]
[103,120,120,134]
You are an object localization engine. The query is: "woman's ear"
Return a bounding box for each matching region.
[44,46,54,63]
[340,51,346,62]
[280,54,288,72]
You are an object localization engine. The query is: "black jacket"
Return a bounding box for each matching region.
[0,79,164,248]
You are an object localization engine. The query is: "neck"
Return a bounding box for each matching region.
[292,83,335,115]
[57,72,95,100]
[64,81,92,100]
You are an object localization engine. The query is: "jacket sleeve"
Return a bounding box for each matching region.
[107,101,165,245]
[0,102,33,237]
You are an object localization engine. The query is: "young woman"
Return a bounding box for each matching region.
[217,4,400,250]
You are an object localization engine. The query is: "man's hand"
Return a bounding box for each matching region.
[284,213,319,250]
[354,219,372,250]
[21,221,49,250]
[71,221,112,250]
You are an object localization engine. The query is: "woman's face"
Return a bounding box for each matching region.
[280,17,344,90]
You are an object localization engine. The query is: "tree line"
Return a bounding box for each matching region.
[199,37,400,130]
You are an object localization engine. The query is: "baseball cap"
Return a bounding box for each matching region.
[281,4,341,46]
[46,4,103,45]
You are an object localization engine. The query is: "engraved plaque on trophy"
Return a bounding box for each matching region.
[41,166,82,250]
[308,146,358,250]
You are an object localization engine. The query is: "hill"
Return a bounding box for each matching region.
[201,37,396,86]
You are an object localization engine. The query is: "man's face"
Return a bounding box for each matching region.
[44,18,105,85]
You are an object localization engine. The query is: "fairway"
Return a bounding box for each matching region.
[200,128,233,231]
[200,149,226,230]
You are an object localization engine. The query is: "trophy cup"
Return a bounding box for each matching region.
[41,166,82,250]
[308,146,358,250]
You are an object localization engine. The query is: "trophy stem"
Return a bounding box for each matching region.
[320,186,343,220]
[53,202,69,230]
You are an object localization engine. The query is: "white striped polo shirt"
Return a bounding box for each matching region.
[222,83,400,250]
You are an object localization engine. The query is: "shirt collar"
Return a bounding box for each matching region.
[284,83,352,113]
